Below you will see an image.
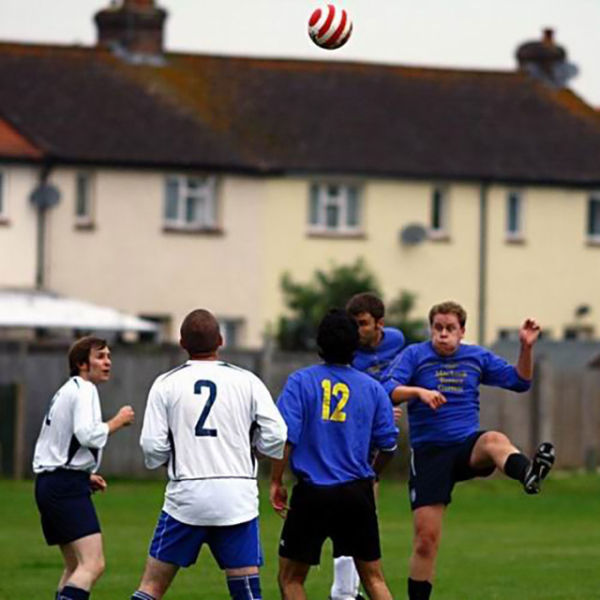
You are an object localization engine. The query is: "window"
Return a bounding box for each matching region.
[429,186,448,238]
[75,172,94,226]
[164,175,218,230]
[506,190,523,240]
[221,318,244,348]
[586,195,600,241]
[564,325,594,341]
[308,183,361,234]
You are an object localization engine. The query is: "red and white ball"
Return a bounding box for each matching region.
[308,4,353,50]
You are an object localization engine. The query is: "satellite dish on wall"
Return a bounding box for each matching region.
[30,184,60,209]
[399,223,427,246]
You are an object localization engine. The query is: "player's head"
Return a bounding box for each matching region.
[346,292,384,348]
[317,308,359,364]
[428,301,466,356]
[180,309,223,358]
[68,336,111,382]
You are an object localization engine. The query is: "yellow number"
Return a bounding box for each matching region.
[321,379,349,422]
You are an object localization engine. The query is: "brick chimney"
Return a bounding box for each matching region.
[516,28,577,87]
[95,0,168,58]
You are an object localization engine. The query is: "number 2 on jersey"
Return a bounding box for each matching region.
[321,379,349,422]
[194,380,217,437]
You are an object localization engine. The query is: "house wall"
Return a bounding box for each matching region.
[486,185,600,341]
[45,168,267,344]
[4,164,599,348]
[0,165,39,287]
[261,177,482,342]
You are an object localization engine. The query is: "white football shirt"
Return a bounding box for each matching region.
[32,376,109,474]
[140,359,287,526]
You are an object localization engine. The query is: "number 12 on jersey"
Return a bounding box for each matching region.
[321,379,349,422]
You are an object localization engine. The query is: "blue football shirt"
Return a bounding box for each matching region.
[352,327,405,381]
[381,341,531,447]
[277,364,398,485]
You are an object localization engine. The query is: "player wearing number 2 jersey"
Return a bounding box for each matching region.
[131,309,287,600]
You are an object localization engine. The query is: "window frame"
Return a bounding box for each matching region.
[586,194,600,243]
[505,189,524,242]
[220,317,245,348]
[428,185,449,239]
[74,171,95,228]
[163,174,219,232]
[307,181,362,236]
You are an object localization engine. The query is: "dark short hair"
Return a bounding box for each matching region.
[68,336,108,376]
[346,292,385,320]
[317,309,359,365]
[180,309,221,355]
[428,301,467,328]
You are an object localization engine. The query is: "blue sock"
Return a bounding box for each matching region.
[59,586,89,600]
[227,574,262,600]
[131,592,156,600]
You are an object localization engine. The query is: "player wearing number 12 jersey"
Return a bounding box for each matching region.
[271,310,398,600]
[131,309,287,600]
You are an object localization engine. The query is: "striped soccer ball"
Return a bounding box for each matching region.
[308,4,353,50]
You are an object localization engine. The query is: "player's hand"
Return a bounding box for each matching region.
[392,405,403,424]
[519,318,541,347]
[418,388,446,410]
[269,481,288,518]
[117,405,135,427]
[90,474,107,493]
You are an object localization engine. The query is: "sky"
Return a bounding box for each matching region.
[0,0,598,107]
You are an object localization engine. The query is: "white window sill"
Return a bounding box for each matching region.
[307,228,365,240]
[428,229,450,242]
[163,224,223,235]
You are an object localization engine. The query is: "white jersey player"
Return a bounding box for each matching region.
[32,337,134,600]
[131,309,287,600]
[33,377,108,474]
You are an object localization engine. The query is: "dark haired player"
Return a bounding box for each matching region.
[33,336,135,600]
[346,292,405,382]
[271,309,398,600]
[381,301,555,600]
[327,292,406,600]
[131,309,287,600]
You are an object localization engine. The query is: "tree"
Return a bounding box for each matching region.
[385,290,428,344]
[276,259,428,350]
[277,259,381,350]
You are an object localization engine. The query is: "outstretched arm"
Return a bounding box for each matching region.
[516,318,541,380]
[390,385,446,410]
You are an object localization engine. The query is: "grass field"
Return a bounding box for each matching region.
[0,473,598,599]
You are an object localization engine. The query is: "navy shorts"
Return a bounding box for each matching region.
[34,469,100,546]
[409,431,495,510]
[149,511,264,569]
[279,478,380,565]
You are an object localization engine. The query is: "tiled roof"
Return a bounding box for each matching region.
[0,116,42,159]
[1,41,600,184]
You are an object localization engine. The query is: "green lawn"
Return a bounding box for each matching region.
[0,473,598,599]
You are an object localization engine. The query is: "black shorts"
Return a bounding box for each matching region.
[279,478,380,565]
[408,431,495,510]
[34,469,101,546]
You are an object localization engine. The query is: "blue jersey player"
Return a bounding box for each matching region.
[381,301,555,600]
[271,309,398,600]
[347,292,406,383]
[324,292,406,600]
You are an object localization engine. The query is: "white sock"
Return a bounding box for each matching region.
[330,556,360,600]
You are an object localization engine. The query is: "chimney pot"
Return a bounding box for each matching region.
[95,0,167,58]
